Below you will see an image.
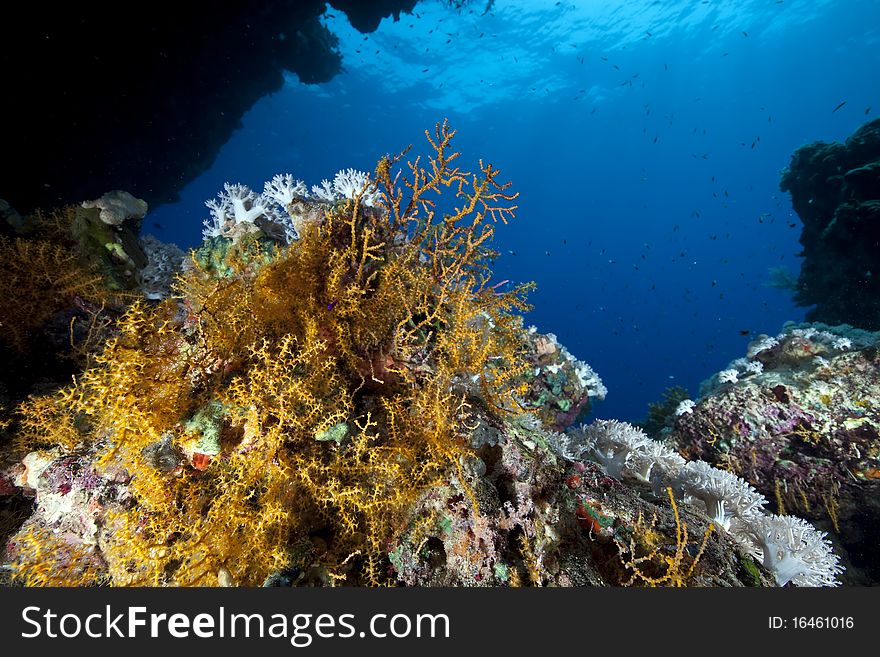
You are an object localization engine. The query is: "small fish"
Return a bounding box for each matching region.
[866,106,872,115]
[832,100,847,113]
[739,330,751,336]
[742,31,748,37]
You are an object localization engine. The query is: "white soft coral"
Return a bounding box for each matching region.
[680,460,767,530]
[263,173,308,207]
[563,419,844,585]
[311,178,336,202]
[310,168,378,206]
[577,420,651,478]
[203,183,268,241]
[333,168,372,202]
[745,514,844,586]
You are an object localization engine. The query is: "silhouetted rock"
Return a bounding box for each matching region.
[1,1,417,217]
[780,119,880,329]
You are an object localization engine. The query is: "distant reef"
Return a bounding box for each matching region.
[0,1,416,216]
[780,118,880,329]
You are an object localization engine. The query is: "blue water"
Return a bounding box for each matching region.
[147,0,880,422]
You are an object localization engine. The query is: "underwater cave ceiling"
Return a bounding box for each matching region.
[1,0,417,216]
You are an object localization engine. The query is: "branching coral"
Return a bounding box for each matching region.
[9,120,536,586]
[619,488,714,587]
[0,211,111,352]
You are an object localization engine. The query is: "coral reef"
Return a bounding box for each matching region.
[561,419,842,586]
[388,413,760,587]
[139,235,185,301]
[0,195,184,399]
[663,323,880,584]
[0,124,843,588]
[510,328,605,432]
[2,122,543,586]
[780,118,880,329]
[0,195,185,585]
[639,385,690,437]
[0,220,110,354]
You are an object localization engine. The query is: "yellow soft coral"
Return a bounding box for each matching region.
[12,120,534,586]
